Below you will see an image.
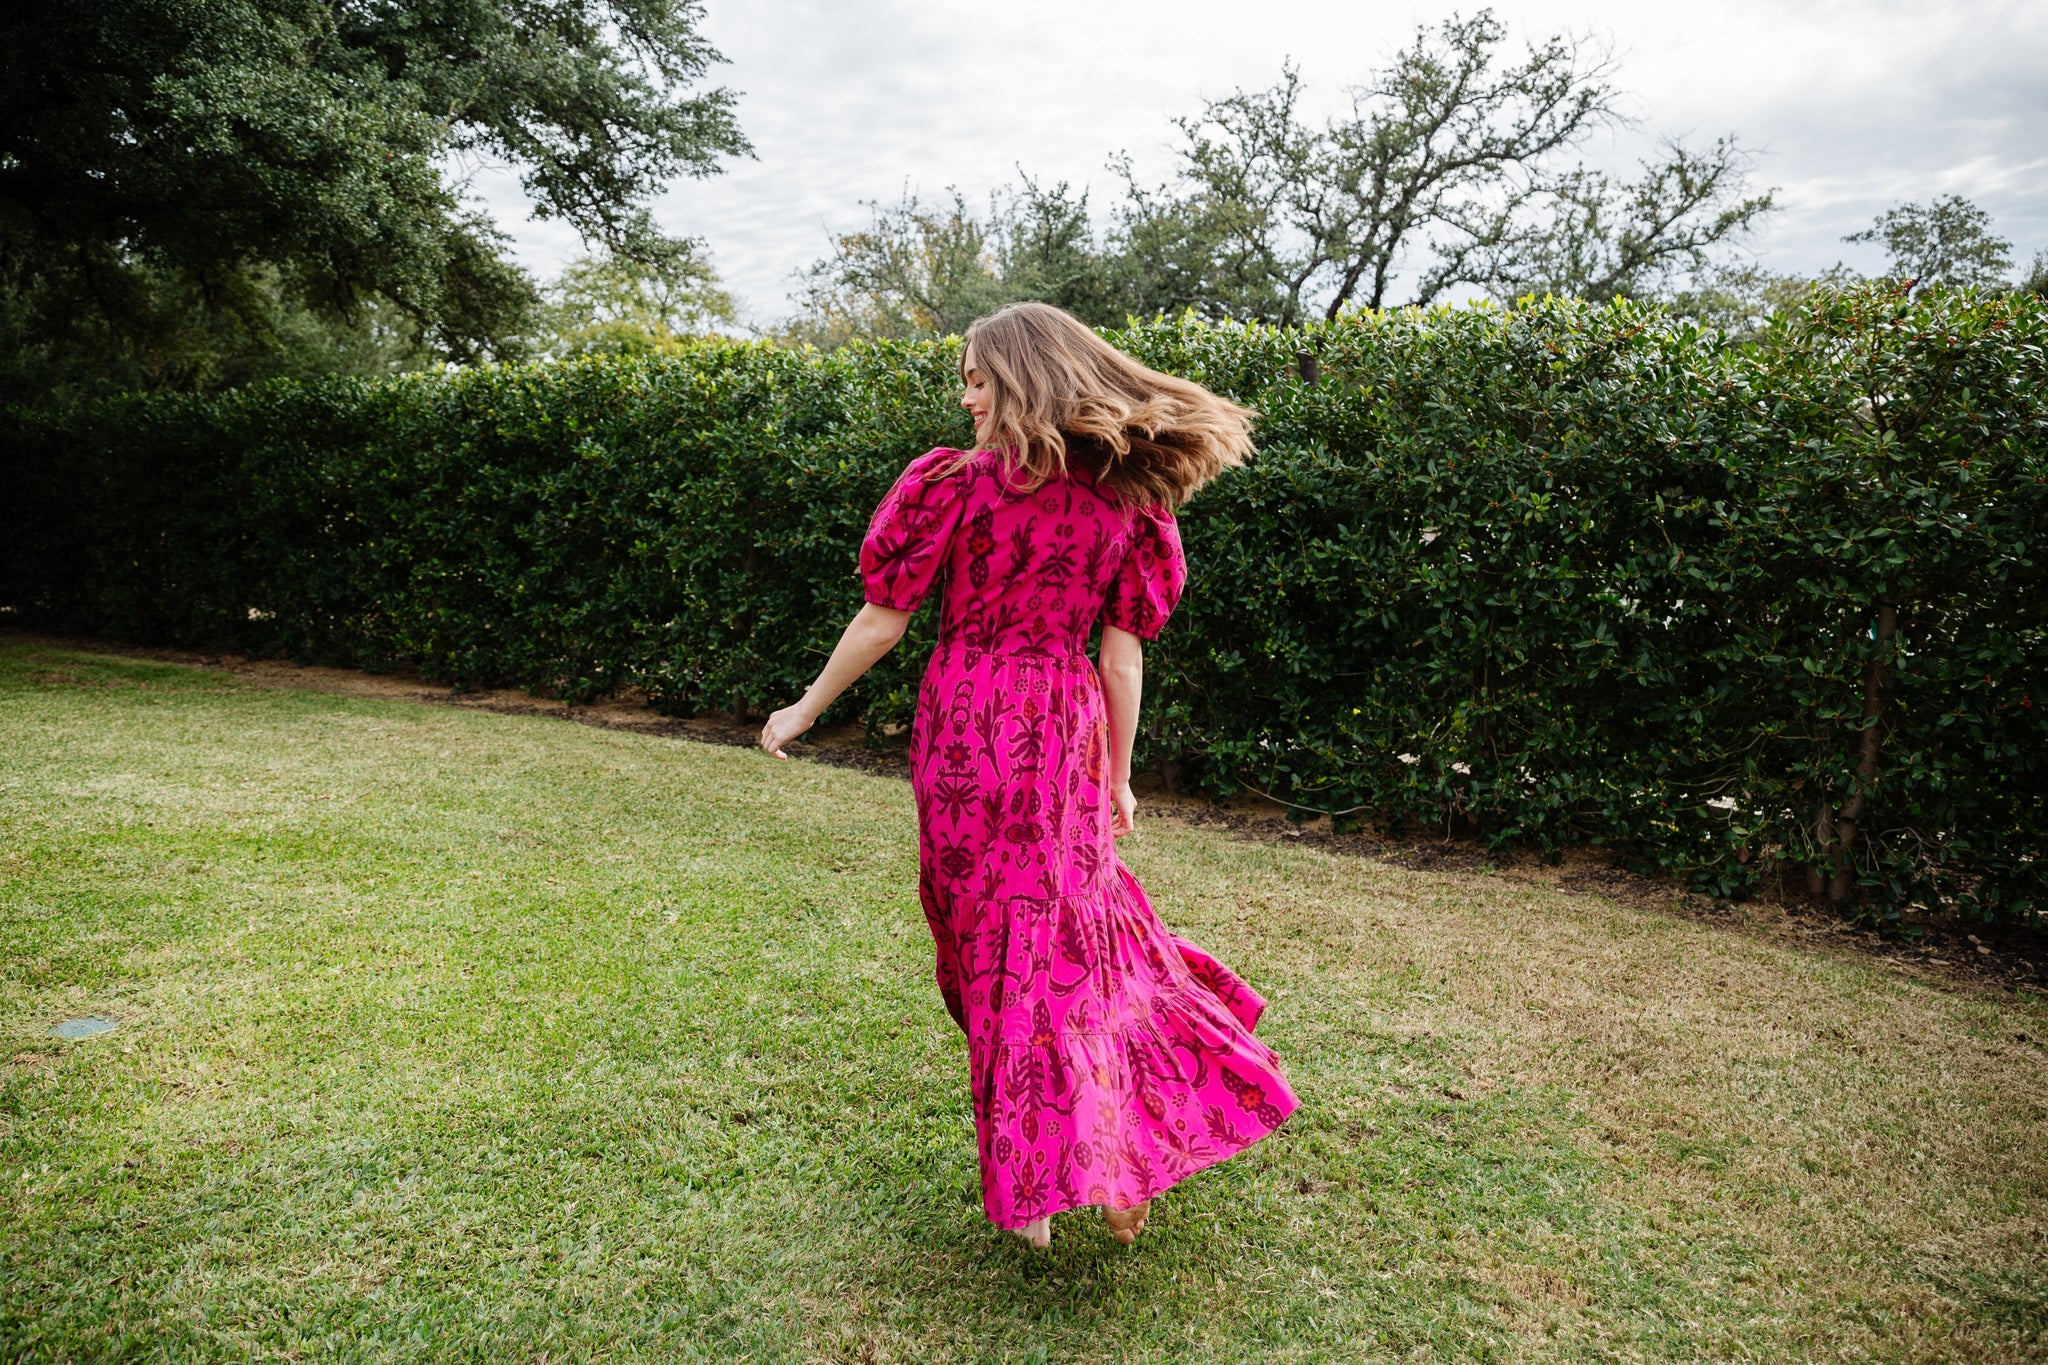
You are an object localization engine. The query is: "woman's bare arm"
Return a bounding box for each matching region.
[1098,624,1144,837]
[758,604,913,758]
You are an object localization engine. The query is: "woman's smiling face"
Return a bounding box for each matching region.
[959,348,993,442]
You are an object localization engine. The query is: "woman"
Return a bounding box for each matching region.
[759,302,1297,1249]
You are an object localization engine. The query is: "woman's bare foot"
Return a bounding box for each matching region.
[1104,1201,1149,1244]
[1011,1215,1052,1250]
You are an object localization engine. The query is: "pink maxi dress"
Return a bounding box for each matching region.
[860,446,1299,1229]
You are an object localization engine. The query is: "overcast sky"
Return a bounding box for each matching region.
[470,0,2048,325]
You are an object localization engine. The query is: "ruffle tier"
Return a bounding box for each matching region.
[921,862,1297,1228]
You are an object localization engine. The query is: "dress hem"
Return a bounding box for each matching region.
[984,1093,1299,1230]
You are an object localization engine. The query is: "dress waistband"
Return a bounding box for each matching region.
[930,639,1093,667]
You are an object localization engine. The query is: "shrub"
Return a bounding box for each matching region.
[5,285,2043,924]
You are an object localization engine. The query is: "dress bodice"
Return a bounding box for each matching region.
[859,448,1185,655]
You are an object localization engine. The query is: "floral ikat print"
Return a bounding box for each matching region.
[861,448,1298,1229]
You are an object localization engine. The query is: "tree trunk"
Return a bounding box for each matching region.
[731,536,760,725]
[1807,799,1833,899]
[1823,602,1898,904]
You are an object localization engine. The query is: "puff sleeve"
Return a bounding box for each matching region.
[859,449,968,611]
[1101,503,1187,639]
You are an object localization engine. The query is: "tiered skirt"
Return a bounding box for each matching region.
[920,861,1297,1227]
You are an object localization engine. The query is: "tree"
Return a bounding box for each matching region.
[536,253,735,358]
[0,0,749,397]
[1661,262,1862,339]
[1109,70,1332,324]
[786,191,1010,347]
[784,179,1144,345]
[2022,250,2048,300]
[990,178,1134,326]
[1115,13,1773,323]
[1844,196,2014,292]
[0,258,442,400]
[1465,137,1774,303]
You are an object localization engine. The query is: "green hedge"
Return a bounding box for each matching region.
[5,287,2044,924]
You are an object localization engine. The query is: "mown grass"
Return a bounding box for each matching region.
[2,641,2043,1363]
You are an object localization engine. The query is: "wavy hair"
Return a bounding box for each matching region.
[949,302,1254,508]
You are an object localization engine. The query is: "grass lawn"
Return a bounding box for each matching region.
[2,641,2044,1363]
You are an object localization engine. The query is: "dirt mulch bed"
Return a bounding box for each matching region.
[8,628,2039,1000]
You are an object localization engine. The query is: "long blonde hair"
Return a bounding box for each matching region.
[952,302,1254,508]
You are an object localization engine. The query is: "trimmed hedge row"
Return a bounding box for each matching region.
[5,287,2045,923]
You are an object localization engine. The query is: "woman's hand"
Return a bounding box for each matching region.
[757,604,913,763]
[1109,780,1137,838]
[759,704,816,759]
